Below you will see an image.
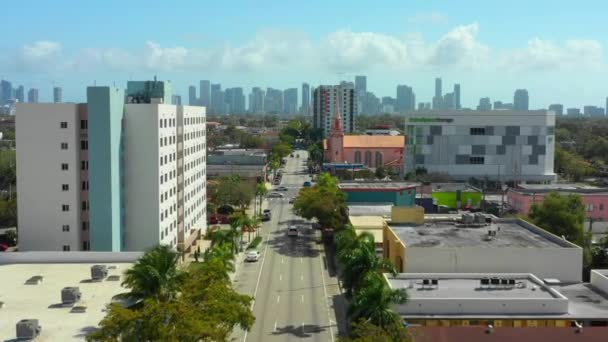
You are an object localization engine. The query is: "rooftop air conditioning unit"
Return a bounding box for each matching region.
[61,287,82,305]
[462,213,474,224]
[16,319,41,339]
[91,265,108,281]
[474,213,486,224]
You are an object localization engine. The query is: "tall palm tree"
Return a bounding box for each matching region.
[250,215,262,239]
[255,183,268,216]
[203,243,235,273]
[347,273,408,329]
[121,245,183,303]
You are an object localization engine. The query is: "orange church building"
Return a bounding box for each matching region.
[323,109,406,171]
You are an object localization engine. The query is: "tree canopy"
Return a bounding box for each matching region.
[292,173,348,229]
[213,176,255,210]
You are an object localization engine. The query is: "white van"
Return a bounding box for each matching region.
[287,226,298,237]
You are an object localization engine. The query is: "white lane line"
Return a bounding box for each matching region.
[300,257,303,264]
[276,295,280,303]
[279,274,282,281]
[300,274,304,281]
[319,253,335,342]
[243,225,272,342]
[301,295,304,303]
[301,322,305,333]
[281,257,284,264]
[274,321,277,332]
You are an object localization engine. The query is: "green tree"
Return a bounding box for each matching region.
[293,173,348,229]
[203,243,235,272]
[271,142,292,160]
[255,182,268,215]
[121,245,184,303]
[215,176,255,210]
[529,192,592,265]
[347,274,408,329]
[240,134,264,148]
[375,166,387,179]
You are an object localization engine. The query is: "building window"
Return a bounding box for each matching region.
[587,204,594,212]
[364,151,372,166]
[81,161,88,170]
[82,221,89,231]
[62,225,70,232]
[81,140,88,150]
[61,142,68,150]
[354,151,362,163]
[82,241,90,251]
[82,181,89,190]
[60,121,68,129]
[470,156,485,165]
[375,152,384,167]
[62,184,69,191]
[62,245,70,251]
[82,201,89,211]
[470,127,486,135]
[80,120,88,129]
[61,163,69,170]
[601,204,605,211]
[62,205,69,212]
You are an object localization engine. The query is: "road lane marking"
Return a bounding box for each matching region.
[277,295,280,303]
[301,295,304,303]
[274,321,277,332]
[300,274,304,281]
[281,257,284,264]
[302,322,305,333]
[279,274,282,281]
[319,252,335,342]
[300,257,303,264]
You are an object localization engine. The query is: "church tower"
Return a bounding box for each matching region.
[327,101,344,163]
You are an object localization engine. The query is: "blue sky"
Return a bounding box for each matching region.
[2,0,608,109]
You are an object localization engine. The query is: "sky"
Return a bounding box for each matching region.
[2,0,608,109]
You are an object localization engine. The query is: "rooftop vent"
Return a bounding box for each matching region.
[91,265,108,281]
[25,275,44,285]
[16,319,41,339]
[61,287,81,305]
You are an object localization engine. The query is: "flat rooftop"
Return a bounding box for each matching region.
[431,183,480,192]
[348,203,393,217]
[514,183,608,194]
[390,220,565,248]
[339,182,419,191]
[388,275,559,300]
[0,263,133,341]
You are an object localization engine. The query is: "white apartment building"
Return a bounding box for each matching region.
[16,80,207,252]
[313,84,357,137]
[16,104,89,251]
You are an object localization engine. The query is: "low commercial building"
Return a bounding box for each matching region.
[383,213,583,281]
[206,149,267,181]
[404,110,556,182]
[348,216,386,247]
[339,182,418,206]
[386,271,608,327]
[416,183,482,211]
[0,252,141,341]
[507,183,608,220]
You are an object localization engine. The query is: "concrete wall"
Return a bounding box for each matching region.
[16,103,83,251]
[404,247,582,282]
[346,190,415,206]
[390,206,425,224]
[0,252,143,264]
[384,225,407,272]
[591,270,608,294]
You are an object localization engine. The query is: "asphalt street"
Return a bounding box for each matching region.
[232,150,340,342]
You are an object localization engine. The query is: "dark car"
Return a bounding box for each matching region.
[262,209,272,221]
[0,243,9,252]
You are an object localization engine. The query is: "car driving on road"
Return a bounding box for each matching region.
[275,186,288,191]
[287,225,298,236]
[245,250,260,262]
[267,192,284,198]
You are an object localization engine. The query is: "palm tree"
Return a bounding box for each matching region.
[121,245,183,303]
[336,226,396,297]
[255,183,268,216]
[347,273,408,329]
[250,215,262,239]
[203,243,235,273]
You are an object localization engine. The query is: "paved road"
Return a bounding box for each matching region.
[232,150,339,342]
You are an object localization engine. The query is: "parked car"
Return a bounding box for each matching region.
[276,186,288,191]
[268,192,284,198]
[208,214,230,224]
[262,209,272,221]
[303,181,312,187]
[287,225,298,237]
[0,243,9,252]
[245,250,260,262]
[289,198,295,204]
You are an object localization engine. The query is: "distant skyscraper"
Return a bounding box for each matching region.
[199,80,210,108]
[454,84,461,109]
[513,89,529,110]
[355,76,367,94]
[210,84,224,114]
[1,80,13,103]
[171,95,182,105]
[396,85,415,113]
[313,83,357,137]
[53,87,62,103]
[433,77,443,110]
[283,88,298,115]
[444,92,455,109]
[583,105,605,117]
[249,87,265,114]
[264,88,283,114]
[16,85,25,103]
[494,101,513,110]
[27,88,39,103]
[188,86,197,106]
[566,108,581,116]
[548,104,563,116]
[477,97,492,111]
[225,87,245,114]
[301,83,310,114]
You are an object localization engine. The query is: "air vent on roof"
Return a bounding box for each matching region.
[91,265,108,281]
[25,275,43,285]
[16,319,41,339]
[71,306,87,313]
[107,275,121,282]
[61,287,81,305]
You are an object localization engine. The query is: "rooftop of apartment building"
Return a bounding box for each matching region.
[389,215,570,248]
[211,148,266,156]
[339,181,419,192]
[409,327,608,342]
[348,203,393,217]
[514,183,608,194]
[0,261,135,341]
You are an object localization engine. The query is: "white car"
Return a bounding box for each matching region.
[245,250,260,262]
[276,186,289,191]
[268,192,284,198]
[287,226,298,237]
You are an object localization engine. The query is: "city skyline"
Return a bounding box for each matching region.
[1,0,608,108]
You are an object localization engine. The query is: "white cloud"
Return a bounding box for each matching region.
[408,11,448,25]
[5,26,606,75]
[500,38,605,72]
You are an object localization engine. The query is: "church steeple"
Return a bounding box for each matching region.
[328,93,345,163]
[331,97,344,137]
